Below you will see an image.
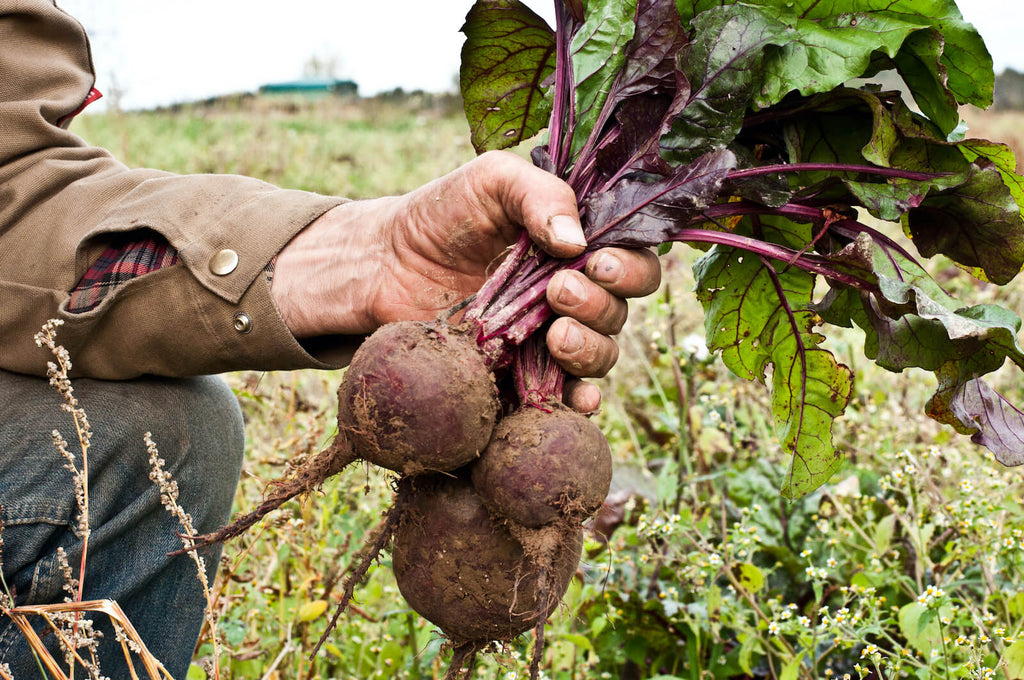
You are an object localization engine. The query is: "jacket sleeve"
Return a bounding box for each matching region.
[0,0,359,378]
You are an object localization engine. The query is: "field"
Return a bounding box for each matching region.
[64,96,1024,680]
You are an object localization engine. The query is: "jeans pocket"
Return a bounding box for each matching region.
[0,496,78,671]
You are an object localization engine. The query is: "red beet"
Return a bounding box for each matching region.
[471,403,613,528]
[337,321,499,475]
[391,474,583,643]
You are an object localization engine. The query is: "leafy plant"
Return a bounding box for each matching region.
[459,0,1024,499]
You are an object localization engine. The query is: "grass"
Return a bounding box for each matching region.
[63,94,1024,680]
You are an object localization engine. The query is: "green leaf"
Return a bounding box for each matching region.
[567,0,638,157]
[777,90,1024,280]
[664,4,791,164]
[625,634,649,665]
[737,633,761,674]
[893,28,960,135]
[828,232,1024,464]
[694,246,853,498]
[744,0,993,113]
[874,513,896,555]
[460,0,556,153]
[781,88,896,176]
[899,602,941,657]
[186,665,208,680]
[894,0,994,109]
[706,585,723,619]
[1008,591,1024,618]
[959,138,1024,219]
[1005,640,1024,679]
[780,653,805,680]
[297,599,328,622]
[557,633,596,654]
[906,160,1024,286]
[755,11,921,109]
[737,563,765,593]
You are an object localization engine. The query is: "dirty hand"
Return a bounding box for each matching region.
[272,150,661,410]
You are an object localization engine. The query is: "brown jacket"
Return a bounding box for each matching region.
[1,0,357,378]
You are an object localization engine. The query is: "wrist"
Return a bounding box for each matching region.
[271,199,393,338]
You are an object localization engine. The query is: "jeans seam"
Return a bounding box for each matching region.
[2,499,73,526]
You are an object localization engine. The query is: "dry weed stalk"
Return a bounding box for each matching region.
[34,319,92,602]
[0,521,10,680]
[145,432,222,679]
[0,320,210,679]
[4,601,173,680]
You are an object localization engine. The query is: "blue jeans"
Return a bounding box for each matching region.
[0,370,244,679]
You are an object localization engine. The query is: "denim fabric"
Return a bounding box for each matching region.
[0,370,244,679]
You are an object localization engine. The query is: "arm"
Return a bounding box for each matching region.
[0,0,349,377]
[1,1,660,404]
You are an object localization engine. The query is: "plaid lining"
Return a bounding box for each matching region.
[68,237,179,313]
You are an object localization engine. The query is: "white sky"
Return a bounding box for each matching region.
[58,0,1020,112]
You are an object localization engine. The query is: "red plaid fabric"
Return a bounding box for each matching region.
[68,237,179,313]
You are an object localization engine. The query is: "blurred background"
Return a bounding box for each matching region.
[59,0,1021,112]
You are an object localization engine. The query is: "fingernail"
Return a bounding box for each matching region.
[550,214,587,249]
[590,252,622,283]
[556,275,586,307]
[561,322,584,354]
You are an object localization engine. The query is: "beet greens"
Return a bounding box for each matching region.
[459,0,1024,498]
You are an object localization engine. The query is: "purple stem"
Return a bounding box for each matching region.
[550,4,576,174]
[666,228,875,291]
[829,219,917,262]
[729,162,947,183]
[513,337,565,405]
[464,233,532,322]
[473,213,879,370]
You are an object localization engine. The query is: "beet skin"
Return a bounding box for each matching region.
[391,474,582,643]
[471,403,612,528]
[337,321,498,475]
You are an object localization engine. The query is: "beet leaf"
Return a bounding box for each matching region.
[460,0,556,153]
[459,0,1024,498]
[694,245,854,499]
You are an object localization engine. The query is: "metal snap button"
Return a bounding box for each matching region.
[233,312,253,334]
[210,249,239,275]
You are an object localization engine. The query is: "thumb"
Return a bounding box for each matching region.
[477,151,586,258]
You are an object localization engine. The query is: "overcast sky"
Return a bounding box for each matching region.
[58,0,1020,112]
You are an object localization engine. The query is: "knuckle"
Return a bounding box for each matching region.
[594,294,627,335]
[639,251,663,295]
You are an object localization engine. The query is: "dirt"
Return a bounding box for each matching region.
[471,403,613,527]
[337,321,499,475]
[391,474,583,643]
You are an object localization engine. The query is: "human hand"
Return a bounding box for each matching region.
[271,151,661,410]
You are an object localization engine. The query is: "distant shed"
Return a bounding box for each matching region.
[259,78,358,97]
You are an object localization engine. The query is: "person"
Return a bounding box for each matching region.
[0,1,661,677]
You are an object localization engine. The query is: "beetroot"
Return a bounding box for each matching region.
[471,403,612,528]
[391,474,583,643]
[179,320,499,551]
[337,320,498,475]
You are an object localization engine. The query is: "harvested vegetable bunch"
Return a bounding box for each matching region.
[186,0,1024,676]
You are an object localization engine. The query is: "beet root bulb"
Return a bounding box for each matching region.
[471,403,612,528]
[391,474,582,643]
[336,321,498,476]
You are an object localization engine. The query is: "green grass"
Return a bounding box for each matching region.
[75,95,476,198]
[71,95,1024,680]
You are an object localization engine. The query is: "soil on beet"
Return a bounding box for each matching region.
[391,474,583,643]
[336,321,498,475]
[471,403,612,528]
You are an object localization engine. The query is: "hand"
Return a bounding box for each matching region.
[271,151,661,410]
